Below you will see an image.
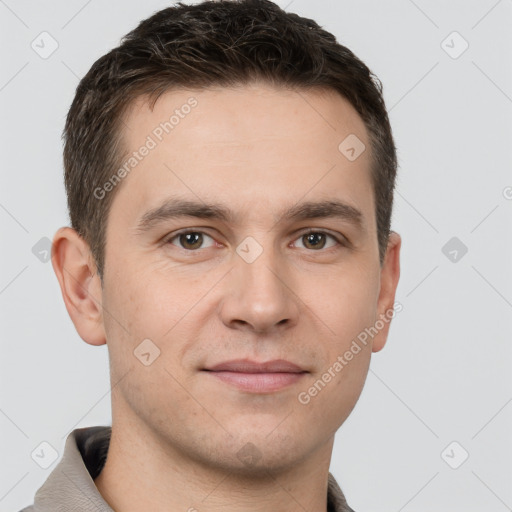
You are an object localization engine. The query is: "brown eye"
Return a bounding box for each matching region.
[168,231,215,250]
[294,231,339,251]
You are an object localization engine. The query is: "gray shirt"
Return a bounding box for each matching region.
[19,426,355,512]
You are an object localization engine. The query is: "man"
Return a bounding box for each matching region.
[21,0,401,510]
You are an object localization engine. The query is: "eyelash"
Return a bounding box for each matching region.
[163,229,346,252]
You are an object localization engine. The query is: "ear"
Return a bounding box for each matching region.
[372,230,401,353]
[51,226,106,346]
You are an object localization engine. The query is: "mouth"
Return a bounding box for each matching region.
[202,359,308,393]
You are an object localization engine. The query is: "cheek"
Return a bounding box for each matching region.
[101,264,202,390]
[104,263,172,336]
[296,342,372,432]
[309,261,380,334]
[298,264,378,407]
[100,266,165,376]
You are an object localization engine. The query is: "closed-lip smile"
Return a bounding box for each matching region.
[202,358,308,393]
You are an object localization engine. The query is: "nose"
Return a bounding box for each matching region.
[219,241,300,334]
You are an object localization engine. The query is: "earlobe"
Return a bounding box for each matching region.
[372,231,401,353]
[51,226,106,346]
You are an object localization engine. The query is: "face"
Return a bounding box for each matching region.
[94,83,399,473]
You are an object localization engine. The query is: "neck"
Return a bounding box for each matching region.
[94,412,335,512]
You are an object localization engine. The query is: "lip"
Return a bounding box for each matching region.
[203,359,308,393]
[205,358,306,373]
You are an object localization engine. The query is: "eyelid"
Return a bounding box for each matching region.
[292,229,345,249]
[164,229,218,249]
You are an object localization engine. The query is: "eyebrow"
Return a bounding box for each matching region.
[134,196,365,234]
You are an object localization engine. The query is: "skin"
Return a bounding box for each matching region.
[52,82,401,512]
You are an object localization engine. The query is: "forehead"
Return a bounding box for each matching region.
[121,83,369,151]
[111,83,374,230]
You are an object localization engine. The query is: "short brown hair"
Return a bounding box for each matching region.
[63,0,397,282]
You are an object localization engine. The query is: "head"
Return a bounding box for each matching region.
[53,0,400,476]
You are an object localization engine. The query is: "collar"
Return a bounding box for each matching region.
[31,426,354,512]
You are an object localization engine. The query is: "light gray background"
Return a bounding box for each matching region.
[1,0,511,510]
